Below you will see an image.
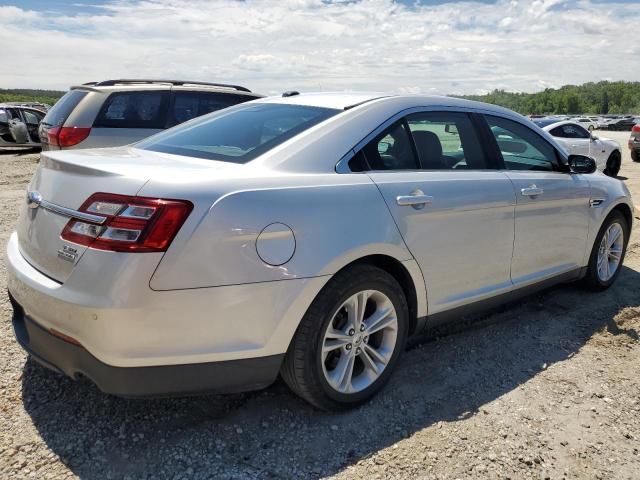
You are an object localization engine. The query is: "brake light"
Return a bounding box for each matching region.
[61,193,193,252]
[632,124,640,133]
[46,126,91,147]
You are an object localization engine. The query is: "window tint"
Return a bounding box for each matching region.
[169,92,253,126]
[406,112,487,169]
[94,91,170,129]
[138,103,339,163]
[486,115,558,171]
[42,90,88,127]
[550,124,589,139]
[361,121,418,171]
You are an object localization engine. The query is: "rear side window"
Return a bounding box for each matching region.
[361,121,418,171]
[94,91,170,129]
[485,115,558,171]
[138,103,339,163]
[169,92,254,126]
[42,90,88,127]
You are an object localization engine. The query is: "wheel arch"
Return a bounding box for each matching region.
[335,254,425,336]
[611,202,633,231]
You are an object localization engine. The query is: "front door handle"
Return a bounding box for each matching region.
[396,189,433,209]
[521,185,544,196]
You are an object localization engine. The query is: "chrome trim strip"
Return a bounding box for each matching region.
[38,198,107,224]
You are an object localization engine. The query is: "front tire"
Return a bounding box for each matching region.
[281,264,409,411]
[603,151,621,177]
[583,210,629,290]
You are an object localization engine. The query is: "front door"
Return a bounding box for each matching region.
[485,115,591,286]
[363,111,516,315]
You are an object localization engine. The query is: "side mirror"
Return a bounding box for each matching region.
[444,124,458,135]
[568,155,597,174]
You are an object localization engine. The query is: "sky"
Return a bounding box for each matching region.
[0,0,639,96]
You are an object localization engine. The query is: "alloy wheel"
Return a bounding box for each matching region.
[321,290,398,394]
[597,222,624,282]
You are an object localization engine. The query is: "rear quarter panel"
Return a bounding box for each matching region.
[144,174,415,290]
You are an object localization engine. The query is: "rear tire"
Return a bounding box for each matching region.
[281,264,409,411]
[632,150,639,163]
[603,151,621,177]
[583,210,629,291]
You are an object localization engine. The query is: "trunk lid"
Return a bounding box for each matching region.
[17,146,239,283]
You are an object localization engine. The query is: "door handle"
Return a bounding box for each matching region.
[396,189,433,209]
[520,185,544,196]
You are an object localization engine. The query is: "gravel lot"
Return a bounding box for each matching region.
[1,131,639,479]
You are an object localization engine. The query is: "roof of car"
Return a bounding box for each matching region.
[70,79,261,96]
[255,92,521,116]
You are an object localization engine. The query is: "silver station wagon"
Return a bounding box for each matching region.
[7,93,633,410]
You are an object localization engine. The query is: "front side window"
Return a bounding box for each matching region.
[138,103,339,163]
[22,110,43,125]
[485,115,559,171]
[94,91,170,129]
[406,112,487,169]
[550,124,589,139]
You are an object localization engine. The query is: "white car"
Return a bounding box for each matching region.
[6,93,634,410]
[533,119,622,177]
[571,117,598,131]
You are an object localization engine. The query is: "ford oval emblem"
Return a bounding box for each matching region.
[27,191,42,209]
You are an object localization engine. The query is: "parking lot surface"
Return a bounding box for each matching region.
[1,130,639,479]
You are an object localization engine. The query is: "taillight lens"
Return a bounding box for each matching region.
[61,193,193,252]
[632,124,640,133]
[46,126,91,147]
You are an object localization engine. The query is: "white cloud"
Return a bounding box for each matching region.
[0,0,638,95]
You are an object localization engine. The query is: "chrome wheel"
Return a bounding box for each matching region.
[597,222,624,282]
[321,290,398,394]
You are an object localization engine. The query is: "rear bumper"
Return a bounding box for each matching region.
[10,294,283,397]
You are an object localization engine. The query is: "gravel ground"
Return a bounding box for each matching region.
[1,131,639,480]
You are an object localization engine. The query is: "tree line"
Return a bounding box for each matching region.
[2,81,639,116]
[0,89,65,106]
[458,81,640,116]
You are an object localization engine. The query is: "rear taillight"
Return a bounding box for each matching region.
[61,193,193,252]
[47,126,91,147]
[632,125,640,133]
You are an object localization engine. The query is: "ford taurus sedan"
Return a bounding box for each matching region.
[6,93,634,410]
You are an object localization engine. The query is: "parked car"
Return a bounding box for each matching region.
[533,119,622,177]
[0,104,46,149]
[605,116,640,131]
[630,124,640,162]
[7,93,634,410]
[38,79,263,150]
[571,117,598,131]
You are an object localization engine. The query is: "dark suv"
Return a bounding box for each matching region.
[38,79,262,150]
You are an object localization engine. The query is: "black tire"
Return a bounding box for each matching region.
[583,210,629,291]
[603,150,621,177]
[632,150,639,163]
[588,125,594,132]
[281,264,409,411]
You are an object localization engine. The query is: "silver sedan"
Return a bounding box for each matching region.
[6,93,634,410]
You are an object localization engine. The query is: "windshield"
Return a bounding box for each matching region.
[137,103,340,163]
[532,118,559,128]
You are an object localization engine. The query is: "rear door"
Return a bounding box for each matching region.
[88,90,170,147]
[484,115,591,286]
[364,110,516,314]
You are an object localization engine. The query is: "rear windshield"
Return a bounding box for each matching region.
[137,103,340,163]
[42,90,88,126]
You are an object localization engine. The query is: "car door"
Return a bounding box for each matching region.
[484,115,591,286]
[361,111,516,315]
[21,109,44,143]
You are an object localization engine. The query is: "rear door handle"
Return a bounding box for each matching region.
[396,189,433,209]
[521,185,544,196]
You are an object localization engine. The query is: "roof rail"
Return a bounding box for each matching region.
[90,79,252,92]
